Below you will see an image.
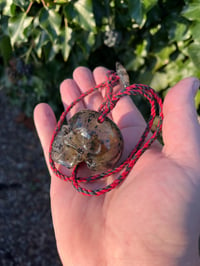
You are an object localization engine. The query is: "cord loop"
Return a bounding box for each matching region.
[49,71,163,196]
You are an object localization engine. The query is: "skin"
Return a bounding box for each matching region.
[34,66,200,266]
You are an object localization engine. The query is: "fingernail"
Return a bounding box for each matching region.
[192,79,200,96]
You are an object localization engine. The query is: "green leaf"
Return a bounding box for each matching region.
[143,0,158,12]
[34,31,50,58]
[60,25,73,61]
[127,0,144,25]
[126,55,145,71]
[2,0,16,16]
[149,72,168,91]
[87,31,95,47]
[74,0,96,31]
[39,8,62,41]
[74,31,93,58]
[8,13,33,46]
[190,22,200,42]
[0,1,6,12]
[135,39,148,57]
[12,0,30,10]
[187,42,200,69]
[42,41,58,62]
[54,0,69,3]
[195,89,200,109]
[153,45,176,71]
[124,40,147,71]
[167,19,190,42]
[165,55,200,86]
[182,1,200,21]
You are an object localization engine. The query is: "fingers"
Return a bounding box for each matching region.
[93,66,146,129]
[33,103,57,172]
[93,66,162,159]
[60,67,105,118]
[61,65,145,129]
[73,67,104,110]
[162,77,200,166]
[60,79,85,119]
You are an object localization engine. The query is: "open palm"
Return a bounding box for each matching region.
[34,66,200,266]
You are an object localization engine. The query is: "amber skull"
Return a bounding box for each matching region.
[51,110,123,172]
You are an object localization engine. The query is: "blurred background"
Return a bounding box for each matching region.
[0,0,200,265]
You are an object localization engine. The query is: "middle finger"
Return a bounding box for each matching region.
[73,66,104,110]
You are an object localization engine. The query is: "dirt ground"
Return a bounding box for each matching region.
[0,91,62,266]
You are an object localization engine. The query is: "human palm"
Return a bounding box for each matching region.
[34,66,200,266]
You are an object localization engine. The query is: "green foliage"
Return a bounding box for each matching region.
[0,0,200,116]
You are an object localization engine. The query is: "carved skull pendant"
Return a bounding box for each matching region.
[51,110,123,172]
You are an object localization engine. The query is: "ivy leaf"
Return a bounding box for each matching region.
[187,42,200,69]
[149,72,168,91]
[8,13,33,46]
[143,0,158,12]
[166,17,190,42]
[76,30,95,57]
[53,0,69,4]
[153,45,176,71]
[49,41,60,61]
[2,0,16,16]
[165,55,199,85]
[182,1,200,21]
[13,0,29,10]
[190,22,200,42]
[39,8,62,41]
[34,30,50,58]
[127,0,144,25]
[195,90,200,109]
[74,0,96,31]
[60,24,73,61]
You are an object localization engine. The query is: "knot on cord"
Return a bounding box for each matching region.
[49,70,163,196]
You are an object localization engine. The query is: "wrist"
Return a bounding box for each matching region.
[107,234,200,266]
[131,238,199,266]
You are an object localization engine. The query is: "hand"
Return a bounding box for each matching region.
[34,66,200,266]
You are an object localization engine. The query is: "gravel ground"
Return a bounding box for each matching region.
[0,91,62,266]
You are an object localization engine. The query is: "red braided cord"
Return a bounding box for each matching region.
[49,71,163,196]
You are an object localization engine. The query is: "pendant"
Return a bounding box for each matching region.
[51,110,123,172]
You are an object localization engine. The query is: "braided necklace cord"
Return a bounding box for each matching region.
[49,71,163,196]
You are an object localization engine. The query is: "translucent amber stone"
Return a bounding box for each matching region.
[51,110,123,172]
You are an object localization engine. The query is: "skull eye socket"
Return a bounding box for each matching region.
[87,158,92,164]
[86,158,96,169]
[52,142,63,152]
[61,125,71,135]
[77,147,84,154]
[77,153,83,162]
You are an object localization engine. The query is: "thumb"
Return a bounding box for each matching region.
[162,77,200,167]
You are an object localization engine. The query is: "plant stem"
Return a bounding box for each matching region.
[25,1,33,15]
